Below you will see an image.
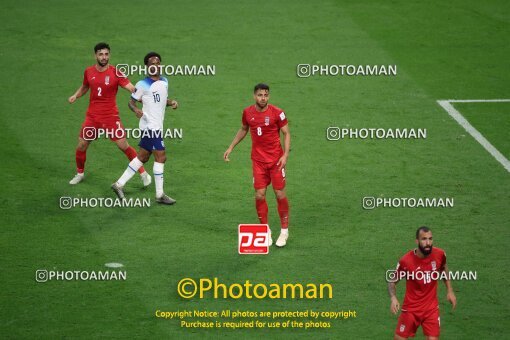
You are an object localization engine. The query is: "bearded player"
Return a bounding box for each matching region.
[224,83,291,247]
[68,42,151,187]
[388,226,457,339]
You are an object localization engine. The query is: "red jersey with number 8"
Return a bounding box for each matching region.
[82,65,129,117]
[242,104,288,163]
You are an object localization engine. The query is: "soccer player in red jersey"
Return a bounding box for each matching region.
[388,226,457,339]
[224,83,291,247]
[67,42,151,187]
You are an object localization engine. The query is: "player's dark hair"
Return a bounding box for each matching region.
[94,42,110,53]
[416,226,431,239]
[254,83,270,93]
[144,52,162,65]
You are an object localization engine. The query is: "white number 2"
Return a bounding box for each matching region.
[257,127,262,136]
[97,87,102,96]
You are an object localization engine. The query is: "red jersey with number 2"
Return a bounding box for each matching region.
[82,65,129,117]
[242,104,288,163]
[396,247,447,313]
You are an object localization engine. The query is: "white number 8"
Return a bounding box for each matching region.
[257,127,262,136]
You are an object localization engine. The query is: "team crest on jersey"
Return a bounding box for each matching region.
[431,261,437,271]
[399,324,405,332]
[105,76,110,85]
[264,116,270,126]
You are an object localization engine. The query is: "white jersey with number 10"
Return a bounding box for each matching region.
[131,76,169,131]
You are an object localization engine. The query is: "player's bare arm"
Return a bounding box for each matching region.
[68,84,89,104]
[277,124,291,170]
[388,281,400,314]
[121,82,136,93]
[223,124,249,161]
[443,264,457,310]
[166,98,178,110]
[128,98,143,118]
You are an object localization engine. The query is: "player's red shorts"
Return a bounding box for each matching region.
[395,308,440,338]
[79,115,126,142]
[252,159,286,190]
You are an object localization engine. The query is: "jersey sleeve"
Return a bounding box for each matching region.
[116,70,130,87]
[131,81,144,102]
[161,77,169,95]
[82,69,89,86]
[242,109,248,126]
[440,251,447,271]
[395,256,408,281]
[276,109,288,128]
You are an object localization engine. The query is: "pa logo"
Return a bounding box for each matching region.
[238,224,270,254]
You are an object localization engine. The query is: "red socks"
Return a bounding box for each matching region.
[256,197,290,228]
[75,149,86,173]
[277,197,289,228]
[255,198,268,224]
[123,146,145,174]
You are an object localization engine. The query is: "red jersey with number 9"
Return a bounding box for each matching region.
[242,104,288,163]
[396,247,447,313]
[82,65,130,117]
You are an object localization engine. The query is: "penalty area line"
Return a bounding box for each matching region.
[445,99,510,103]
[437,99,510,173]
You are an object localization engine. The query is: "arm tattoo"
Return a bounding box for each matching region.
[388,283,397,298]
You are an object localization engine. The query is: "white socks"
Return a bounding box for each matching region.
[153,162,164,198]
[117,157,143,187]
[117,158,166,198]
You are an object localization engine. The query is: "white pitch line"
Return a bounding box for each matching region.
[437,100,510,173]
[105,262,124,268]
[446,99,510,103]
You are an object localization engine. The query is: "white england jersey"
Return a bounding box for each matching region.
[131,76,169,131]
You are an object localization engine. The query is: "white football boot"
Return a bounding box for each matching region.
[276,230,289,247]
[111,182,125,199]
[69,173,84,185]
[156,194,176,205]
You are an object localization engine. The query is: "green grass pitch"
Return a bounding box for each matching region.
[1,0,509,338]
